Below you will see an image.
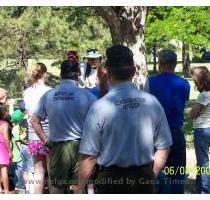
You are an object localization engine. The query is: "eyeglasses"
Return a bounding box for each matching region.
[87,48,99,53]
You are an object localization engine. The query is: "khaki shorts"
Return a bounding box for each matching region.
[48,140,80,189]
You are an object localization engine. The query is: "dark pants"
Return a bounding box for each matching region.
[194,128,210,194]
[157,128,186,194]
[48,140,80,193]
[94,163,155,194]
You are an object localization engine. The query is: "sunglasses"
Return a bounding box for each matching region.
[87,48,99,53]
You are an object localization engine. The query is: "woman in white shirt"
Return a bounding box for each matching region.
[24,63,51,193]
[79,48,102,88]
[191,66,210,194]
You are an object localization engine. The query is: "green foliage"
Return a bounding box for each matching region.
[0,6,112,62]
[145,7,210,59]
[0,6,112,96]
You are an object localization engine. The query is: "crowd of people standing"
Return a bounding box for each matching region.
[0,45,210,194]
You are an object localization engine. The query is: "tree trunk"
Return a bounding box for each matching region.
[182,42,190,77]
[16,29,28,70]
[153,44,157,73]
[94,6,148,88]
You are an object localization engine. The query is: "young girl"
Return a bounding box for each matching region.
[191,66,210,194]
[0,103,13,194]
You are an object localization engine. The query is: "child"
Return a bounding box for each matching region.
[10,109,25,191]
[18,102,35,194]
[0,103,13,193]
[191,66,210,194]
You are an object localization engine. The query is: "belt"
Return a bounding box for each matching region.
[98,162,153,171]
[52,139,81,144]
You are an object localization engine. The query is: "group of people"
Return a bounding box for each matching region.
[0,45,210,194]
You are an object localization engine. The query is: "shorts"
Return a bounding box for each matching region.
[28,140,49,156]
[48,140,80,189]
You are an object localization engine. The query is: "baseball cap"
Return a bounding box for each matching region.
[159,49,177,64]
[11,109,24,124]
[86,48,102,59]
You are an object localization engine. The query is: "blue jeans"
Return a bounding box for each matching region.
[157,128,186,194]
[9,161,25,189]
[20,144,34,173]
[194,128,210,194]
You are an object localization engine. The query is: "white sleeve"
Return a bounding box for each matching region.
[197,92,210,106]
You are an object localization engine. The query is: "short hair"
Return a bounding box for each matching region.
[105,45,135,81]
[60,60,79,80]
[31,63,47,81]
[191,66,210,92]
[159,49,177,68]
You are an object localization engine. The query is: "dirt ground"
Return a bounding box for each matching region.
[185,148,197,193]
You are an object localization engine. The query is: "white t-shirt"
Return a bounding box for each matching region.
[79,63,98,88]
[24,83,51,141]
[193,91,210,128]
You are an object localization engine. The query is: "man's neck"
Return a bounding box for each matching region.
[160,69,175,73]
[110,78,132,85]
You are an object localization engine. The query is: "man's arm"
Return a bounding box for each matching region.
[31,114,48,143]
[73,154,97,194]
[153,148,170,178]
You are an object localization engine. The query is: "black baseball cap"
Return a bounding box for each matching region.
[159,49,177,64]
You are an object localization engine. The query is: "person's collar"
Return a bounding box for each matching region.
[109,81,136,91]
[60,79,78,86]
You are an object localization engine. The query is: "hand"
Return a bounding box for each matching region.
[9,152,13,161]
[71,185,83,194]
[97,65,108,84]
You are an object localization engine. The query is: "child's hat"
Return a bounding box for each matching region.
[11,109,24,124]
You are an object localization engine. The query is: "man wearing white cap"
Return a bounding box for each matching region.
[79,48,102,88]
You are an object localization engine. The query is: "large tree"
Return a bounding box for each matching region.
[0,6,112,95]
[146,7,210,77]
[93,6,148,88]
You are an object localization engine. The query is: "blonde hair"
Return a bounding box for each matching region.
[30,63,47,82]
[191,66,210,92]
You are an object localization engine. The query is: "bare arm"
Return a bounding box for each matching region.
[97,64,108,97]
[31,114,48,143]
[73,154,97,193]
[153,148,170,178]
[191,103,203,119]
[2,122,13,160]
